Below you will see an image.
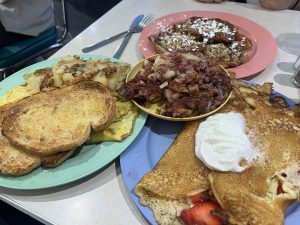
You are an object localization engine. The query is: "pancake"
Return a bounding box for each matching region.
[135,83,250,225]
[135,80,300,225]
[135,120,210,200]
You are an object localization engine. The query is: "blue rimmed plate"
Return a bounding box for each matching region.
[120,84,300,225]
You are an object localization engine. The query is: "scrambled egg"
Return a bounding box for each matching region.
[87,101,139,143]
[0,86,35,107]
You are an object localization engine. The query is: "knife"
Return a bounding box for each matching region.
[113,15,144,59]
[82,15,144,53]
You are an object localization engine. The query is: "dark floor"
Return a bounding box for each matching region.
[0,201,43,225]
[0,1,121,224]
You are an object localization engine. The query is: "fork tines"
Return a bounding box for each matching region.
[140,14,154,27]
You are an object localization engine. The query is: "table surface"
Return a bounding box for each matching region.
[1,0,300,225]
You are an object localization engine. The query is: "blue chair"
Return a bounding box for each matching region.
[0,0,68,80]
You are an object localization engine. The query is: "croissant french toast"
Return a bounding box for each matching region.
[149,17,252,68]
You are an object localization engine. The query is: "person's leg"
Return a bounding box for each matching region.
[0,22,33,48]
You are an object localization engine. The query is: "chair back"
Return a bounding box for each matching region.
[0,0,69,80]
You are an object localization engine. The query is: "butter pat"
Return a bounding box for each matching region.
[195,112,260,172]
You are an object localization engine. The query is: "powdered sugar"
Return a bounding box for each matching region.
[152,16,252,67]
[159,32,202,52]
[188,17,236,40]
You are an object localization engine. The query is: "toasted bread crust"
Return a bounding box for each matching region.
[2,81,115,156]
[41,148,75,167]
[0,136,41,176]
[0,104,41,176]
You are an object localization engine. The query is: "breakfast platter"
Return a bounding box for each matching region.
[1,4,300,225]
[139,11,277,78]
[0,54,147,190]
[120,83,300,225]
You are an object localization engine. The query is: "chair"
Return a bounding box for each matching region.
[0,0,69,80]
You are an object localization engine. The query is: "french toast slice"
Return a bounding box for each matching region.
[41,148,75,167]
[0,103,78,176]
[0,136,41,176]
[0,138,76,176]
[2,81,115,156]
[0,104,41,176]
[0,137,76,176]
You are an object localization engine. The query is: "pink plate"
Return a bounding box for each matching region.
[139,11,277,79]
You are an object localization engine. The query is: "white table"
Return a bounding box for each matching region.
[1,0,300,224]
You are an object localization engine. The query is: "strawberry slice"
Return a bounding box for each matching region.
[187,191,217,204]
[188,193,202,204]
[180,201,222,225]
[180,209,194,225]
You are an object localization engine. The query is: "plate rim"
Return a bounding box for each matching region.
[138,10,277,78]
[0,54,147,190]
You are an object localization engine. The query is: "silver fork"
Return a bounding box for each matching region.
[291,55,300,88]
[82,14,153,53]
[113,14,153,59]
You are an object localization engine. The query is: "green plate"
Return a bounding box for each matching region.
[0,54,147,190]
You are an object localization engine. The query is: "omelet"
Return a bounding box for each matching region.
[24,56,131,93]
[87,100,139,143]
[0,85,35,107]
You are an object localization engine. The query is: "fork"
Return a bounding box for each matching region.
[82,14,153,53]
[113,14,153,59]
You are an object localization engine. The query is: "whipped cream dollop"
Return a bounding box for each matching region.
[195,112,260,172]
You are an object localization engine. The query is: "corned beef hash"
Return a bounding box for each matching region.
[123,52,232,118]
